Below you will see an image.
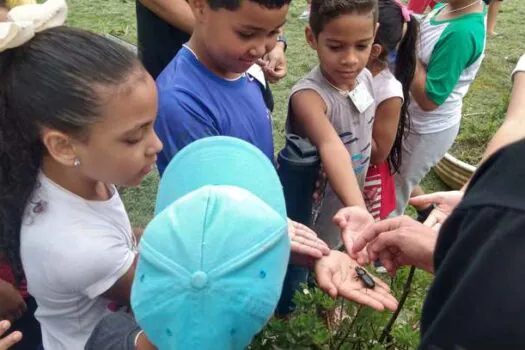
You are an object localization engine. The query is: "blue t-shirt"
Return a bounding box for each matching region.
[154,46,274,175]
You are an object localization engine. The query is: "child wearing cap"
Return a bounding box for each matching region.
[86,137,397,350]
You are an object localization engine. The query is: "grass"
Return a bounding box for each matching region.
[69,0,522,346]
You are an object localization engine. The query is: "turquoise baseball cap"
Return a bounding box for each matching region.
[131,137,291,349]
[154,136,286,219]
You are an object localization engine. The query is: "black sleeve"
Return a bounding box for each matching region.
[419,205,525,349]
[85,311,141,350]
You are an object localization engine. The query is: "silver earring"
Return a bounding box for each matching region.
[73,159,80,167]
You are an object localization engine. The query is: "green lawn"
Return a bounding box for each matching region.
[67,0,525,227]
[68,0,524,347]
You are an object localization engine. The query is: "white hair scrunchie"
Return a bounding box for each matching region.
[0,0,67,52]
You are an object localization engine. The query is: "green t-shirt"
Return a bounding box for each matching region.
[410,3,487,134]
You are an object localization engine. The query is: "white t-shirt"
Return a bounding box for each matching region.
[409,4,486,134]
[20,172,136,350]
[373,69,404,106]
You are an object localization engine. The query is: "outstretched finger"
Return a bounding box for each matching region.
[292,235,329,256]
[408,193,441,208]
[291,240,324,259]
[369,273,390,292]
[366,230,402,257]
[0,321,9,338]
[0,332,22,350]
[348,281,398,311]
[338,288,386,310]
[369,287,399,311]
[293,222,321,241]
[293,226,330,254]
[352,218,405,254]
[256,57,268,67]
[424,209,447,228]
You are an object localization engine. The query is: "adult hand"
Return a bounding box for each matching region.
[257,43,287,83]
[0,321,21,350]
[333,206,375,264]
[315,250,398,311]
[288,219,330,260]
[0,280,26,322]
[409,190,463,230]
[352,216,437,274]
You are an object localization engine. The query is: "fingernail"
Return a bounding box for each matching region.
[0,320,8,329]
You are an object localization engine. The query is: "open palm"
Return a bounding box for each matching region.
[315,251,398,311]
[333,206,375,264]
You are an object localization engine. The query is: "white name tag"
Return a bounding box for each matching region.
[348,82,374,113]
[246,64,266,88]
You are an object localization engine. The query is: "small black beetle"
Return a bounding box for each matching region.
[354,266,375,289]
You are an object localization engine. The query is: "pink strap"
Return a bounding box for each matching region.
[394,0,413,22]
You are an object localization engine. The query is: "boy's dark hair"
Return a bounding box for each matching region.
[0,26,140,285]
[375,0,418,174]
[310,0,378,36]
[207,0,291,11]
[0,0,7,8]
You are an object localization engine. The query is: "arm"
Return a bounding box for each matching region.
[411,30,480,112]
[370,97,403,164]
[420,207,525,348]
[275,26,285,51]
[261,26,287,83]
[0,280,26,322]
[410,59,439,112]
[290,90,366,208]
[139,0,195,34]
[100,256,137,306]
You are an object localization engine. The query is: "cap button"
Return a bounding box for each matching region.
[191,271,208,289]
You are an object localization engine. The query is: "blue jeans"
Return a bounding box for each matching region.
[275,264,309,316]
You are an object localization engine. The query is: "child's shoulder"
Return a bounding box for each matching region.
[293,65,324,86]
[157,48,205,90]
[373,69,400,89]
[373,69,403,104]
[431,5,486,37]
[357,68,374,93]
[290,65,328,97]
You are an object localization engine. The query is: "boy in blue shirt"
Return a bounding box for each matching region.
[153,0,328,318]
[154,0,289,175]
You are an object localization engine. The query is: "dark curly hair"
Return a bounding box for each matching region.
[0,26,140,284]
[310,0,378,36]
[375,0,418,174]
